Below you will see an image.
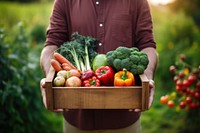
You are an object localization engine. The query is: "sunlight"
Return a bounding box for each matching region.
[148,0,175,6]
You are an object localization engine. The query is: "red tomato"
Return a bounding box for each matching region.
[173,76,179,83]
[176,85,181,92]
[176,80,182,87]
[178,71,185,79]
[169,65,176,73]
[179,101,186,109]
[194,92,200,99]
[187,75,196,84]
[167,100,175,108]
[182,79,190,87]
[185,96,192,104]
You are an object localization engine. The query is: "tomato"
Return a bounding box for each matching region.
[189,103,197,110]
[169,65,176,73]
[160,95,169,104]
[176,80,182,87]
[182,79,190,87]
[194,92,200,99]
[185,96,192,104]
[178,71,185,79]
[173,76,179,83]
[196,82,200,90]
[179,101,186,109]
[167,100,175,108]
[187,75,196,84]
[176,85,181,92]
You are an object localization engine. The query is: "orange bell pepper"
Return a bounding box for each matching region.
[114,69,135,86]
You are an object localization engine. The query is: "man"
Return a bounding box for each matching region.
[40,0,158,132]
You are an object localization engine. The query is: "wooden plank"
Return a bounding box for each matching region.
[139,74,150,111]
[53,87,142,109]
[45,66,55,110]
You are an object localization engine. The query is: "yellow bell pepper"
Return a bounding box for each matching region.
[114,69,135,86]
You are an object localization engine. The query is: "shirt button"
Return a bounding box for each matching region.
[96,1,99,5]
[99,23,103,27]
[99,43,102,46]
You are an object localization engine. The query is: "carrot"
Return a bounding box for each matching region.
[51,59,62,72]
[53,52,76,69]
[62,63,72,71]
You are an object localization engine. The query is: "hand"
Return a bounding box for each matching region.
[129,79,155,112]
[40,78,47,108]
[148,79,155,109]
[40,78,65,112]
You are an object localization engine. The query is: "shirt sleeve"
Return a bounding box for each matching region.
[135,0,156,50]
[45,0,69,47]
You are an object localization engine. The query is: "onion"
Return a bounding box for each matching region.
[65,76,82,87]
[69,69,81,78]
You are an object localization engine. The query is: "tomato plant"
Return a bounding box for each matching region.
[160,54,200,111]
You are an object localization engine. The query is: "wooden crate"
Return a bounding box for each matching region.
[45,67,150,111]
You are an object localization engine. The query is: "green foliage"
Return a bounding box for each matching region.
[30,23,46,43]
[168,0,200,26]
[0,23,62,133]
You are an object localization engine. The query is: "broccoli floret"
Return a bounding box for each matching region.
[130,54,140,64]
[113,46,131,59]
[130,64,138,75]
[137,65,146,74]
[106,51,114,66]
[120,58,131,70]
[139,54,149,66]
[130,47,139,52]
[113,59,122,70]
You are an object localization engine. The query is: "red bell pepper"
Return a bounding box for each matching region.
[83,76,101,87]
[95,66,115,86]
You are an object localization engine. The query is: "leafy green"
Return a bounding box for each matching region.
[57,32,98,72]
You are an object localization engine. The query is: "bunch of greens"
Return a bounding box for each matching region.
[57,32,98,73]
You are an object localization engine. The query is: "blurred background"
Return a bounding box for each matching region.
[0,0,199,133]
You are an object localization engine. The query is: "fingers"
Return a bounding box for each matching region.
[54,108,69,113]
[148,79,155,109]
[128,109,141,112]
[40,78,46,89]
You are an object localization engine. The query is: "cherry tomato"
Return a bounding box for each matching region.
[194,92,200,99]
[179,101,186,109]
[196,82,200,90]
[187,75,196,84]
[173,76,179,83]
[167,100,175,108]
[178,71,185,79]
[160,95,169,104]
[185,96,192,104]
[176,80,182,87]
[176,85,181,92]
[182,79,190,87]
[169,65,176,73]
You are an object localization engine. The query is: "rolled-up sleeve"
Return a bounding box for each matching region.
[135,0,156,50]
[45,0,68,47]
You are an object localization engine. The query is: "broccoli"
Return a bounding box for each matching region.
[129,54,140,64]
[139,54,149,66]
[105,46,149,75]
[113,59,122,70]
[121,58,131,70]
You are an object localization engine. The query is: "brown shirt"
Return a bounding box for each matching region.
[45,0,156,130]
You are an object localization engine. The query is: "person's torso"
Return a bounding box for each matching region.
[64,0,138,53]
